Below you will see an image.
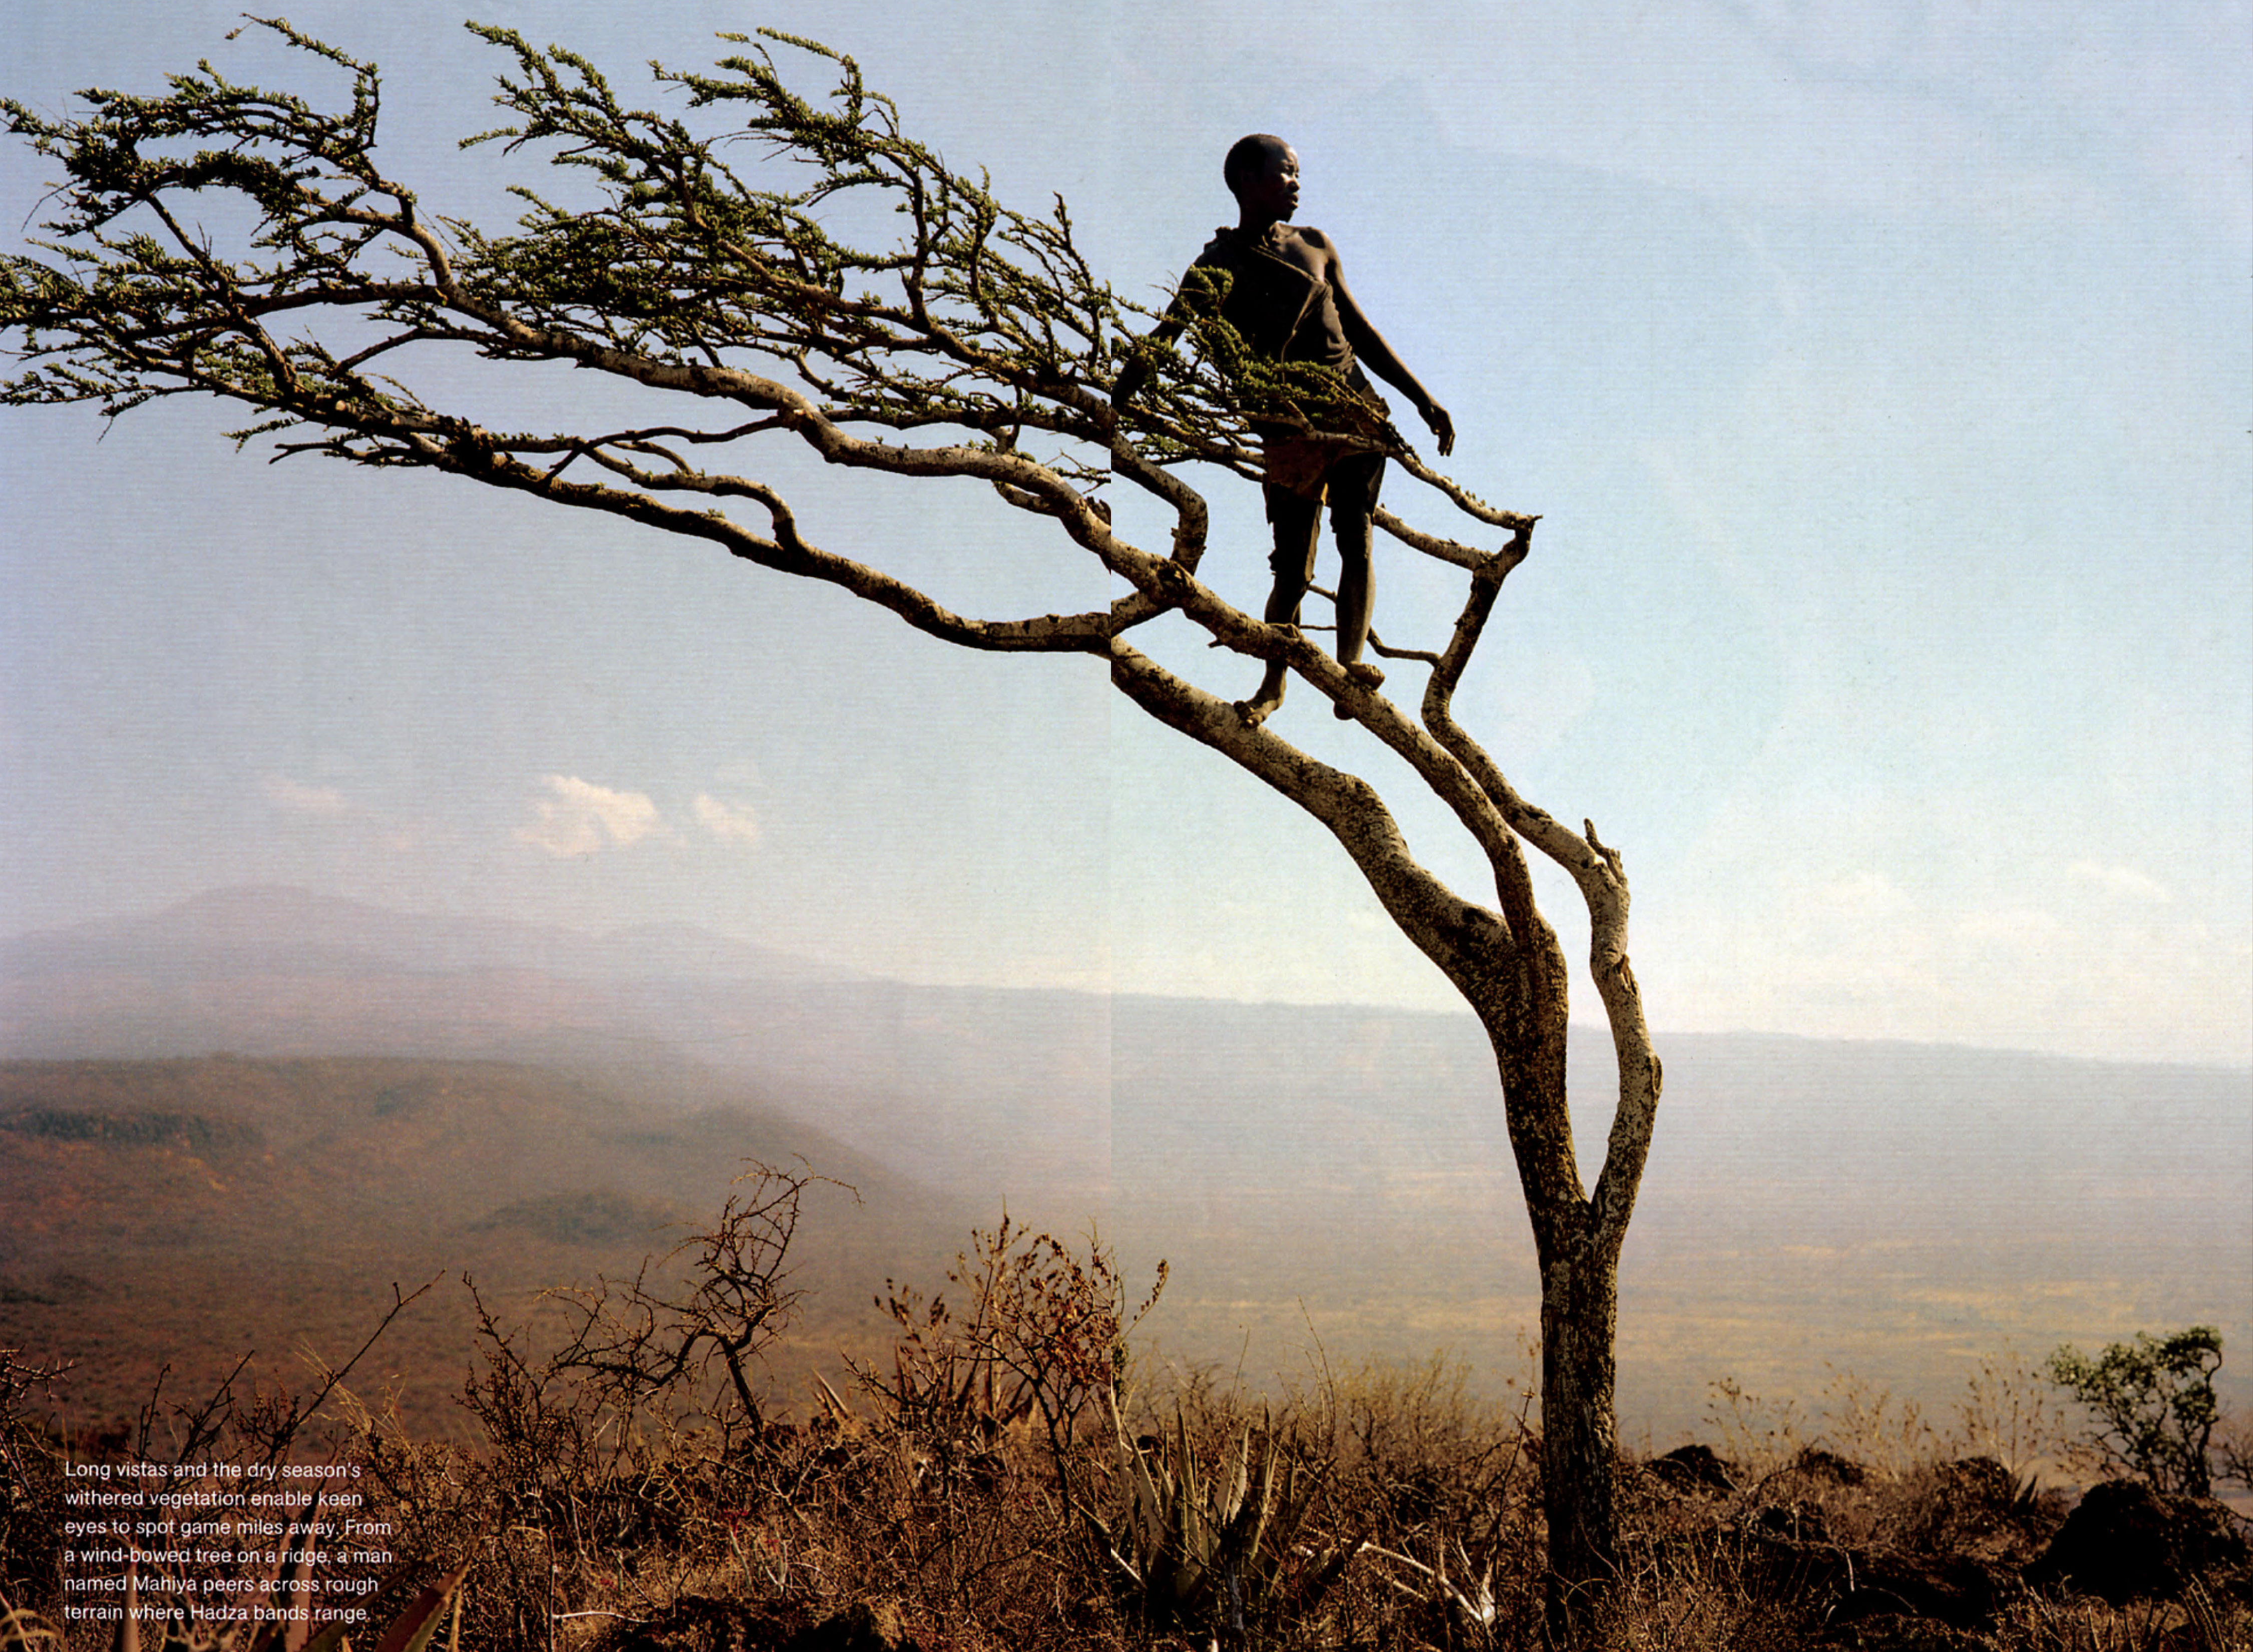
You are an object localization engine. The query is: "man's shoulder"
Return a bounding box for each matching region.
[1194,227,1245,267]
[1266,226,1340,280]
[1195,224,1335,273]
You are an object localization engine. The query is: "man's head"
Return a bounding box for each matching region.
[1224,134,1299,221]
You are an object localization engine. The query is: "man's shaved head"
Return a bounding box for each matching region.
[1224,133,1292,200]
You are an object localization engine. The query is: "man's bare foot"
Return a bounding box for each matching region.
[1335,658,1383,717]
[1236,696,1279,728]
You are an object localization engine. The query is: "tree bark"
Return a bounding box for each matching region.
[1539,1220,1623,1628]
[1463,906,1630,1631]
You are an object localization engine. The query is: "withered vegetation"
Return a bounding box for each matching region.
[5,1167,2247,1652]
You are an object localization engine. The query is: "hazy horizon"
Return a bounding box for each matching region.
[5,883,2246,1450]
[10,882,2251,1076]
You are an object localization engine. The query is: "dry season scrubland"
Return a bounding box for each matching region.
[5,1167,2250,1652]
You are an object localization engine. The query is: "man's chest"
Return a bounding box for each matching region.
[1201,240,1332,355]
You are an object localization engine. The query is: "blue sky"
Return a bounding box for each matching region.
[3,0,2247,1065]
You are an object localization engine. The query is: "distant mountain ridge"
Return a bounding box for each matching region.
[3,885,855,986]
[3,885,2247,1444]
[1,886,1111,1195]
[8,887,2248,1206]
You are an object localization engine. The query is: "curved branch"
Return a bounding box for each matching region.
[1106,641,1508,997]
[1416,520,1660,1263]
[458,443,1119,655]
[1373,506,1503,573]
[1395,448,1537,532]
[1108,639,1587,1229]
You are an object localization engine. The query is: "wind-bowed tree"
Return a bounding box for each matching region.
[1,23,1662,1622]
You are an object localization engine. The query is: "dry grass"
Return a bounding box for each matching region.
[5,1190,2248,1652]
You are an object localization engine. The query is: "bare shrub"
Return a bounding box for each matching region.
[1953,1345,2084,1487]
[1702,1376,1809,1479]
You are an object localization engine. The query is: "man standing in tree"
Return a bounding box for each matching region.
[1116,133,1455,723]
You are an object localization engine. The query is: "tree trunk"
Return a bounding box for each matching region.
[1541,1243,1621,1630]
[1467,904,1640,1640]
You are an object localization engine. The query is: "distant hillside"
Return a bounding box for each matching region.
[0,1055,970,1433]
[4,887,2247,1443]
[0,888,1110,1197]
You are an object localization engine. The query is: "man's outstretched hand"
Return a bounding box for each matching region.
[1423,401,1456,457]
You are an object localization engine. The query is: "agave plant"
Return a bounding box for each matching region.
[1087,1393,1350,1641]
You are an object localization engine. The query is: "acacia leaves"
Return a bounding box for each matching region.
[1,21,1216,490]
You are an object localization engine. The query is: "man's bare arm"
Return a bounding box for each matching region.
[1320,239,1456,456]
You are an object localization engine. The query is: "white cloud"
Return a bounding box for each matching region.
[517,774,663,858]
[2068,860,2172,904]
[693,793,762,847]
[263,775,347,817]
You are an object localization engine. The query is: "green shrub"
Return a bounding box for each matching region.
[2046,1325,2222,1496]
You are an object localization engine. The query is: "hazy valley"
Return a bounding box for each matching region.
[3,886,2246,1448]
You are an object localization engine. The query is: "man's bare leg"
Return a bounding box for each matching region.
[1236,594,1296,726]
[1331,510,1383,716]
[1242,492,1322,726]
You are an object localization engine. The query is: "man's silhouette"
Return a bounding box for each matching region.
[1117,133,1454,723]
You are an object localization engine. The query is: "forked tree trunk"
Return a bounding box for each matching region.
[1493,1016,1630,1641]
[1464,880,1642,1637]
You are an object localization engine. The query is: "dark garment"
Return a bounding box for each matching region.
[1265,447,1384,562]
[1188,225,1392,500]
[1192,225,1356,374]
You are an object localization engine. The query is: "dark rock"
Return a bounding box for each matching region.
[1829,1550,2005,1629]
[2028,1477,2252,1603]
[1794,1447,1869,1487]
[789,1602,918,1652]
[1898,1455,2055,1555]
[1752,1501,1833,1544]
[1932,1455,2015,1510]
[1736,1531,2002,1631]
[1651,1443,1737,1493]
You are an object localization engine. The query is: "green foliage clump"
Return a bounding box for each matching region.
[2046,1326,2224,1497]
